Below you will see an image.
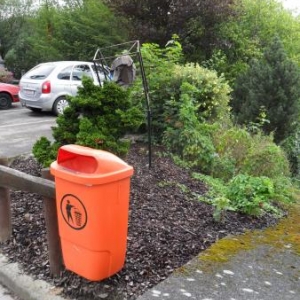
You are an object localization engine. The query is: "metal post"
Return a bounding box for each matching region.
[41,168,63,276]
[0,157,12,242]
[136,42,152,168]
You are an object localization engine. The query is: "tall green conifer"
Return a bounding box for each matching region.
[232,36,300,143]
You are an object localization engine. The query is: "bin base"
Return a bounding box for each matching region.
[61,239,123,281]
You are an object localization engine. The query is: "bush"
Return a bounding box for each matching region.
[241,138,290,179]
[211,155,237,182]
[33,78,144,167]
[214,127,252,165]
[280,130,300,178]
[172,63,231,123]
[210,126,292,183]
[32,137,60,168]
[212,127,253,181]
[193,170,293,219]
[133,40,183,141]
[193,126,295,218]
[226,174,275,216]
[133,41,232,142]
[163,91,217,173]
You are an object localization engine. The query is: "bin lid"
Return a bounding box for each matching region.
[50,145,133,185]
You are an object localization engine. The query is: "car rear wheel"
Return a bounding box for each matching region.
[0,93,12,109]
[53,97,69,115]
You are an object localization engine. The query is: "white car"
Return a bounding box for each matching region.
[19,61,110,115]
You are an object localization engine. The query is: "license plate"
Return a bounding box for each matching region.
[24,89,35,96]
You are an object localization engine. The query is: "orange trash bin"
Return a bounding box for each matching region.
[50,144,134,281]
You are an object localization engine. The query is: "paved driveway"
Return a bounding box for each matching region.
[0,283,15,300]
[0,103,56,159]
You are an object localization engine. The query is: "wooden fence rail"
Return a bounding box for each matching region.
[0,159,63,276]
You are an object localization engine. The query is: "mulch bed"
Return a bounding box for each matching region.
[0,142,279,299]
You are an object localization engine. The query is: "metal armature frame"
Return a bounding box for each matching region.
[93,40,152,168]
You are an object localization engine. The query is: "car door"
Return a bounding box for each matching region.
[56,65,73,96]
[70,64,94,95]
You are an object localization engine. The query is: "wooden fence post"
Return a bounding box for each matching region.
[41,168,63,276]
[0,158,12,242]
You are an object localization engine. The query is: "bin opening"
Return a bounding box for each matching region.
[58,148,97,174]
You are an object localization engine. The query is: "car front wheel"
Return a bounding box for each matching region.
[0,93,12,109]
[53,97,69,115]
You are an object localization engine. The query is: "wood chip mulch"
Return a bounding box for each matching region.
[0,143,279,299]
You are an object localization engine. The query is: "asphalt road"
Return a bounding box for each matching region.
[0,283,15,300]
[0,103,56,159]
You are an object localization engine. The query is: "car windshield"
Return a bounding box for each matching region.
[23,64,56,80]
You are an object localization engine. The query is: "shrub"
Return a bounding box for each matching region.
[210,125,292,183]
[280,129,300,178]
[241,139,290,179]
[32,137,60,168]
[133,41,232,142]
[192,126,294,218]
[211,155,237,183]
[192,172,228,200]
[134,39,183,141]
[193,171,293,220]
[212,127,253,181]
[163,90,217,173]
[33,78,144,167]
[226,174,275,216]
[192,173,235,222]
[172,63,231,123]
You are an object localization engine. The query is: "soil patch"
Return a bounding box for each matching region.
[0,143,279,299]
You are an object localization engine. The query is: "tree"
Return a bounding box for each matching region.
[231,36,300,143]
[4,0,129,77]
[53,0,128,61]
[105,0,236,61]
[210,0,300,86]
[4,3,61,78]
[0,0,35,76]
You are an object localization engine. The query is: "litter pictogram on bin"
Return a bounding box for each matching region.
[60,194,87,230]
[74,209,82,227]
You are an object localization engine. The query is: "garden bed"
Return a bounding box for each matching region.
[0,142,279,299]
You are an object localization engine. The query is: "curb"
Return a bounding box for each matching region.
[0,254,66,300]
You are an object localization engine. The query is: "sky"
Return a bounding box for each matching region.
[279,0,300,14]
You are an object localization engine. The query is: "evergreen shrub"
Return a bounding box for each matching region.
[232,37,300,143]
[33,78,144,167]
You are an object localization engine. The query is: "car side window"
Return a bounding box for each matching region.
[57,66,73,80]
[72,64,93,81]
